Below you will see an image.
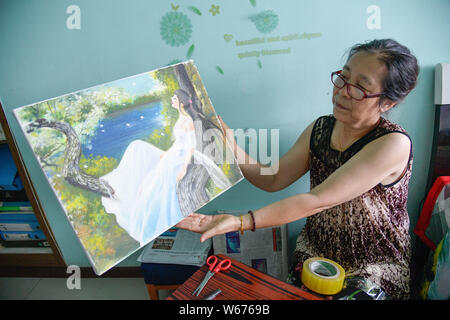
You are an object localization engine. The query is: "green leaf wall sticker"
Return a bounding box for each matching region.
[216,66,224,75]
[188,6,202,16]
[186,44,195,59]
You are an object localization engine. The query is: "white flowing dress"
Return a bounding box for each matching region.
[101,114,196,246]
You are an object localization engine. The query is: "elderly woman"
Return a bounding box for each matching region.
[176,39,419,299]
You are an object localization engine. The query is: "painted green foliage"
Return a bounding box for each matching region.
[16,91,142,272]
[15,71,182,273]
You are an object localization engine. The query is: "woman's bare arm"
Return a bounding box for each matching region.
[177,132,411,242]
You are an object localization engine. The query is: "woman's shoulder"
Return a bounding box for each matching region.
[378,117,409,136]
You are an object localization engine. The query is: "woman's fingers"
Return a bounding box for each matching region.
[175,213,213,233]
[176,213,238,243]
[175,213,201,230]
[218,115,230,131]
[218,115,237,149]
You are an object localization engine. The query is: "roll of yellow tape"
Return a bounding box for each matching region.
[301,257,345,295]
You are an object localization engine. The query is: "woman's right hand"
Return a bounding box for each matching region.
[175,212,239,243]
[218,115,237,149]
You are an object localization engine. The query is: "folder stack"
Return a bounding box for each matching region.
[0,144,48,248]
[0,144,27,201]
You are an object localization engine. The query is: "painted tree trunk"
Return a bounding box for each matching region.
[174,63,211,216]
[26,119,115,198]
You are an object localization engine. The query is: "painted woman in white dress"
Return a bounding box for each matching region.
[101,89,196,246]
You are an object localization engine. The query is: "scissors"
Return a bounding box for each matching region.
[193,255,231,296]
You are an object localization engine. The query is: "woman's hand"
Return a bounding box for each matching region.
[175,213,239,242]
[218,115,237,150]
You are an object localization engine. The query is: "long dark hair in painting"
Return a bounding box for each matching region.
[172,64,233,215]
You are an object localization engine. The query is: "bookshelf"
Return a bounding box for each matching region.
[0,102,65,268]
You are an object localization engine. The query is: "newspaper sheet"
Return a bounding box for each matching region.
[137,227,212,266]
[212,211,289,281]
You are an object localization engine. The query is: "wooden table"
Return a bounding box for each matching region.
[167,254,324,300]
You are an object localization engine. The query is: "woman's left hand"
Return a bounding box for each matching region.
[175,213,239,242]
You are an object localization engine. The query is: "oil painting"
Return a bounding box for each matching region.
[13,61,243,275]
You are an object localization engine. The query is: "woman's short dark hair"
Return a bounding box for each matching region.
[347,39,419,106]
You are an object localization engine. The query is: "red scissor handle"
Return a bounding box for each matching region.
[206,255,232,273]
[213,259,231,273]
[206,255,218,271]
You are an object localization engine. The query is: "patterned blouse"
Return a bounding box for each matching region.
[293,115,413,299]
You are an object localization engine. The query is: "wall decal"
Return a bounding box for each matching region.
[160,11,193,47]
[249,10,279,34]
[186,44,195,59]
[233,32,322,62]
[209,4,220,16]
[188,6,202,16]
[216,66,224,75]
[224,34,233,42]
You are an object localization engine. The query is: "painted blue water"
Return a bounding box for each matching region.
[82,102,164,160]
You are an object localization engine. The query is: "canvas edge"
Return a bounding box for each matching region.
[12,60,196,113]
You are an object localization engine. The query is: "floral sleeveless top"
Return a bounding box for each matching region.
[293,115,413,299]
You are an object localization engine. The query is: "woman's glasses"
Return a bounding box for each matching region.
[331,70,384,101]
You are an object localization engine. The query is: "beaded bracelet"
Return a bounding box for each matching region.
[239,215,244,235]
[248,210,256,232]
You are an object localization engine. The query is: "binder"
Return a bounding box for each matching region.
[0,201,32,212]
[0,229,48,248]
[0,144,23,191]
[0,189,28,202]
[0,221,41,232]
[0,230,45,241]
[0,211,38,223]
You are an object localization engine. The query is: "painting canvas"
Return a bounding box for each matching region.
[13,61,243,275]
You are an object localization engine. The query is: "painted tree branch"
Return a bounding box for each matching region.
[26,119,115,198]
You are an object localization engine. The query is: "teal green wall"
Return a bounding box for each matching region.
[1,0,449,267]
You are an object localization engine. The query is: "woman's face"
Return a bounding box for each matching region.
[332,51,393,128]
[171,94,180,110]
